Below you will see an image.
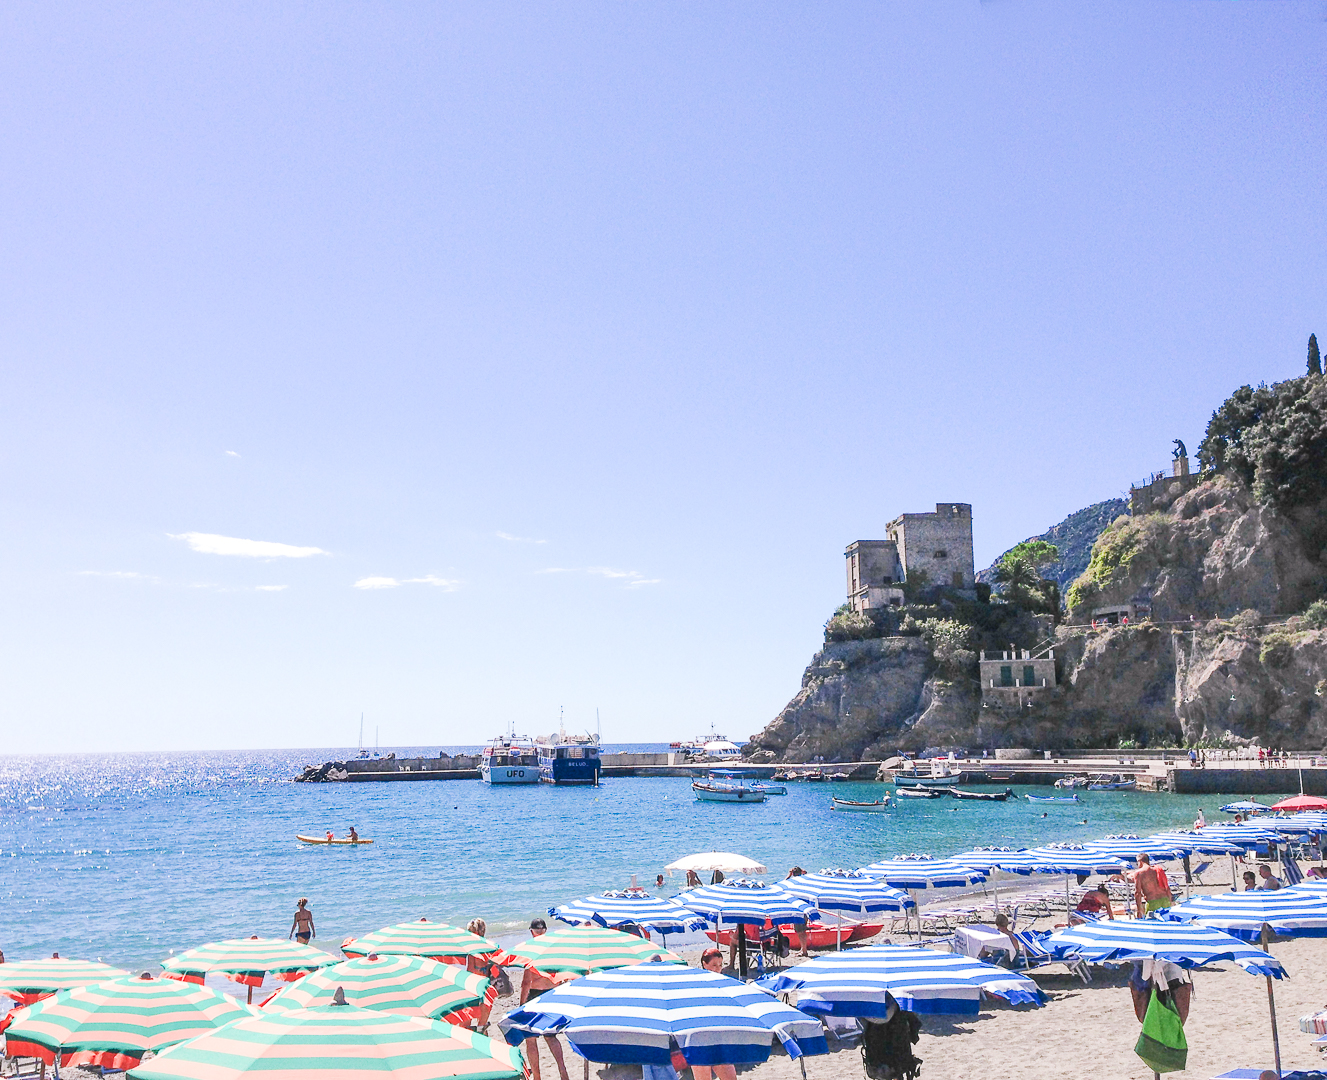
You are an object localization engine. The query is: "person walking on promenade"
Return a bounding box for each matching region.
[519,919,571,1080]
[289,898,315,942]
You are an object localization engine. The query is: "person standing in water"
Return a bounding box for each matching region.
[289,898,315,942]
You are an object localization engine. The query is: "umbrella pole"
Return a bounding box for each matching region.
[738,923,748,980]
[247,984,254,1005]
[1259,925,1283,1076]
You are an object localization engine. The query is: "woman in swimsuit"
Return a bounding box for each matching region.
[289,898,315,943]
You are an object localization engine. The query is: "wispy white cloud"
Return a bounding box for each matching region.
[497,531,547,544]
[225,450,240,458]
[354,576,400,590]
[538,566,661,588]
[170,532,329,558]
[255,585,288,592]
[78,570,160,582]
[353,575,459,591]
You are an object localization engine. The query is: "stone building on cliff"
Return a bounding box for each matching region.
[846,503,975,613]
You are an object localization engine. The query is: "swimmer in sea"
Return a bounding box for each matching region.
[289,898,315,943]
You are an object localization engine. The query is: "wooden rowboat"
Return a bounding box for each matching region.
[832,797,890,812]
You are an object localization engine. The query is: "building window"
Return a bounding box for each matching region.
[952,571,964,588]
[934,549,948,559]
[1023,665,1036,688]
[1000,665,1013,687]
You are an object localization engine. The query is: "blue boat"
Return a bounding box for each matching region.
[538,735,602,785]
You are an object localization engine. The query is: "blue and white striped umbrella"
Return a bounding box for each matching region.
[1169,889,1327,940]
[1083,835,1189,861]
[1267,812,1327,834]
[1189,824,1287,850]
[497,963,827,1065]
[946,847,1028,872]
[756,943,1045,1017]
[1145,830,1247,856]
[549,891,709,937]
[1045,917,1286,977]
[779,870,914,917]
[859,855,987,889]
[1220,801,1273,815]
[1014,844,1131,875]
[673,880,818,928]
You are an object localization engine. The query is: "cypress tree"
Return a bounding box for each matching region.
[1310,333,1322,376]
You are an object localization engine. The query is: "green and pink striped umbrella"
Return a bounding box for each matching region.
[126,1003,524,1080]
[0,958,130,1006]
[161,939,335,991]
[4,975,253,1069]
[265,955,488,1021]
[341,920,499,963]
[505,926,681,975]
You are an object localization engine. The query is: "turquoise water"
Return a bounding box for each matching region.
[0,749,1296,973]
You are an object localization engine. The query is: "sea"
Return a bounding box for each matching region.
[0,746,1296,978]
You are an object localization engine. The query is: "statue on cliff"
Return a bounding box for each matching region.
[1172,439,1187,461]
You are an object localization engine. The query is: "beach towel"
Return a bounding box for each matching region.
[1135,987,1188,1074]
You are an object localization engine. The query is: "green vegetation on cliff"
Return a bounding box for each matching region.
[978,498,1128,594]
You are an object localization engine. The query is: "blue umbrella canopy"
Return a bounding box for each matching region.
[779,870,914,917]
[756,943,1045,1017]
[497,963,827,1066]
[1267,812,1327,834]
[1013,844,1131,875]
[1045,917,1286,977]
[549,891,708,937]
[673,880,817,928]
[859,855,987,889]
[947,847,1029,872]
[1144,830,1247,856]
[1082,835,1189,861]
[1189,824,1287,851]
[1220,801,1273,815]
[1168,890,1327,940]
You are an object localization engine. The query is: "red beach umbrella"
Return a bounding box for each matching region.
[1271,795,1327,811]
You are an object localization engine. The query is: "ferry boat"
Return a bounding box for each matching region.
[480,735,540,784]
[537,730,602,785]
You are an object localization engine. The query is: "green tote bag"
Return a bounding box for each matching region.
[1135,987,1188,1074]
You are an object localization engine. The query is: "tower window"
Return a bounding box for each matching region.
[934,549,948,559]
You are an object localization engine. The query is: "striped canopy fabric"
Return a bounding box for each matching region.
[947,848,1029,872]
[549,890,709,936]
[673,880,818,928]
[779,870,914,917]
[497,963,826,1066]
[341,921,499,962]
[756,943,1045,1017]
[1193,824,1288,850]
[161,939,336,988]
[1083,835,1189,861]
[1145,831,1247,856]
[1169,890,1327,940]
[858,856,987,890]
[504,926,681,975]
[0,958,129,1003]
[1220,801,1273,815]
[1268,812,1327,833]
[4,976,253,1069]
[126,1004,523,1080]
[265,955,488,1020]
[1045,917,1286,977]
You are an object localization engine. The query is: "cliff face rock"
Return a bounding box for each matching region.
[1175,625,1327,746]
[1069,477,1327,620]
[744,638,934,763]
[978,498,1129,593]
[1052,625,1182,745]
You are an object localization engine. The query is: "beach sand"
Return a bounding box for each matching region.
[490,897,1327,1080]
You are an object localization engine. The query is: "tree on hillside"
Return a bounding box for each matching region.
[991,542,1061,617]
[1310,333,1322,376]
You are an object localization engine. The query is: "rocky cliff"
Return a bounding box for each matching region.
[978,498,1128,594]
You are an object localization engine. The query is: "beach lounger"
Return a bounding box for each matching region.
[1211,1071,1327,1079]
[1010,929,1092,984]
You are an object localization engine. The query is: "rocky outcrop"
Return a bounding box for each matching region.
[744,638,935,762]
[1175,623,1327,746]
[1068,476,1327,620]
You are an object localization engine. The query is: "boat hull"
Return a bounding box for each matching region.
[296,835,374,845]
[895,787,944,799]
[891,773,959,787]
[480,765,539,784]
[832,798,889,812]
[692,783,766,803]
[1026,794,1079,803]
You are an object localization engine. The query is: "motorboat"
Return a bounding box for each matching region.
[1086,773,1137,791]
[827,771,853,782]
[947,787,1016,802]
[756,783,788,795]
[895,786,945,799]
[692,779,767,803]
[536,729,602,785]
[1027,793,1080,803]
[832,796,890,812]
[707,770,785,796]
[801,770,827,782]
[480,734,539,784]
[1054,775,1090,789]
[892,760,962,787]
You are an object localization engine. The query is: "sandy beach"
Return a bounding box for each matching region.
[484,886,1327,1080]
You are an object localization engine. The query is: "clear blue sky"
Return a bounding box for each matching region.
[2,3,1324,753]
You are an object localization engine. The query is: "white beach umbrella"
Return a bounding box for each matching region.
[665,852,767,876]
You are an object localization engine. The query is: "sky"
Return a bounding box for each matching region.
[2,3,1325,753]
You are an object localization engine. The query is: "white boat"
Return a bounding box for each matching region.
[892,760,961,787]
[1086,772,1137,791]
[480,734,540,784]
[832,796,890,812]
[692,780,766,803]
[755,783,787,796]
[1054,775,1089,789]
